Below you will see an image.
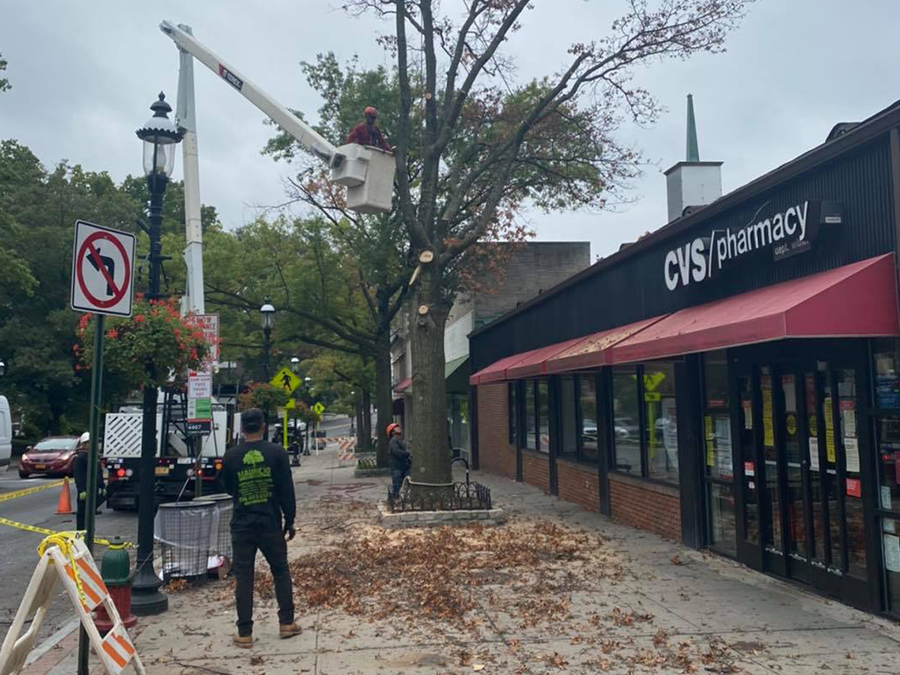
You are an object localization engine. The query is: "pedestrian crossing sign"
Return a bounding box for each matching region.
[285,399,296,410]
[270,367,300,394]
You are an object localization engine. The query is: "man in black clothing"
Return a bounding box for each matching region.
[387,423,411,498]
[73,432,105,531]
[222,408,301,648]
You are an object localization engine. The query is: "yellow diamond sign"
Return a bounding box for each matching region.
[313,402,325,415]
[270,367,300,394]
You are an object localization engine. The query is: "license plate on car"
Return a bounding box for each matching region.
[35,464,47,470]
[154,466,170,476]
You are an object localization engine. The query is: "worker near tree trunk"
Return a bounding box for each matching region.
[222,408,301,648]
[387,423,411,498]
[346,106,392,152]
[73,431,105,531]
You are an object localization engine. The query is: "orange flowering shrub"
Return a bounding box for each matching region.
[75,298,210,388]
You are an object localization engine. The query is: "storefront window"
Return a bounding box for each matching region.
[709,482,737,557]
[883,516,900,615]
[459,397,469,452]
[612,367,641,475]
[525,380,536,450]
[838,369,866,578]
[508,383,518,445]
[538,380,550,453]
[559,377,577,457]
[646,362,678,483]
[873,338,900,409]
[704,351,730,409]
[579,375,599,463]
[705,413,734,480]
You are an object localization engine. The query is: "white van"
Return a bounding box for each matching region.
[0,396,11,467]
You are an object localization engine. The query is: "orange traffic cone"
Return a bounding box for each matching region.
[56,477,74,515]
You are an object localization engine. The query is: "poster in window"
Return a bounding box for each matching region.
[844,437,860,473]
[742,400,753,430]
[846,477,862,498]
[808,438,820,471]
[883,534,900,573]
[840,400,856,438]
[744,460,755,477]
[706,439,715,467]
[824,397,836,463]
[705,415,713,440]
[762,382,774,448]
[882,485,894,512]
[715,416,733,477]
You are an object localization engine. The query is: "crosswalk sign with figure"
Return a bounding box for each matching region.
[270,367,300,394]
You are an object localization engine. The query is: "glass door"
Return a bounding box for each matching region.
[760,367,787,576]
[737,371,762,568]
[782,372,810,582]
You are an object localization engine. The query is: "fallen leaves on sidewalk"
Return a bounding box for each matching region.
[282,519,615,633]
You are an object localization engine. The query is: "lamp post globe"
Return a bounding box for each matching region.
[260,298,275,380]
[130,92,183,618]
[0,360,6,377]
[290,356,300,374]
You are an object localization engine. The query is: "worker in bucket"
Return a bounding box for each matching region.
[73,432,105,530]
[346,106,392,152]
[222,408,302,647]
[387,423,411,498]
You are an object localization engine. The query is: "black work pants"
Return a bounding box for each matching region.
[232,527,294,636]
[76,493,106,531]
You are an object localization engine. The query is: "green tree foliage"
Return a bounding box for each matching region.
[0,138,218,435]
[0,51,10,92]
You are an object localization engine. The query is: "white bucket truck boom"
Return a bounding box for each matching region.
[159,20,395,219]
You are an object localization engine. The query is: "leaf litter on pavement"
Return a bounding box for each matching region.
[237,496,750,673]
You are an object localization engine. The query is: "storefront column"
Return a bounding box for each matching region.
[468,385,479,471]
[548,376,560,496]
[676,355,705,547]
[597,369,613,516]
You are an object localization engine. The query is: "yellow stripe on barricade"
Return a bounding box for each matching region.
[0,516,132,548]
[0,480,64,503]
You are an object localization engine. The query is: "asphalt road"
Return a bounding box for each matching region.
[0,468,139,645]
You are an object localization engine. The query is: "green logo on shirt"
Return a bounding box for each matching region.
[243,449,265,466]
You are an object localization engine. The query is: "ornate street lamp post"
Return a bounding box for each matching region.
[131,92,182,616]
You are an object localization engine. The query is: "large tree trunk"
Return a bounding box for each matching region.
[355,403,365,450]
[374,331,393,468]
[361,388,372,451]
[408,265,451,484]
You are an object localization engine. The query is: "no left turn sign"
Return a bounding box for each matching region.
[70,220,136,317]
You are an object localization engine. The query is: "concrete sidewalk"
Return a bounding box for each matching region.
[26,448,900,674]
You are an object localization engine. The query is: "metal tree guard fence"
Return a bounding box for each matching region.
[154,500,215,582]
[205,493,233,568]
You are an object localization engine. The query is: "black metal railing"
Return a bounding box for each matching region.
[387,480,492,513]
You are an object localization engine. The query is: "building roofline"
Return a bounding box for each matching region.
[470,98,900,340]
[664,160,724,175]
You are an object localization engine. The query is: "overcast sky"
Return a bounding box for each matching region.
[1,0,898,260]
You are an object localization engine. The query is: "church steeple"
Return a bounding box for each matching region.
[686,93,700,162]
[664,93,722,222]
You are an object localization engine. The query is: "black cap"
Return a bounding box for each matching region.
[242,408,265,433]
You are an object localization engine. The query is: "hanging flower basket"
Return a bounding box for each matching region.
[75,298,211,389]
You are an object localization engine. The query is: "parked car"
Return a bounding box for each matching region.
[614,416,639,440]
[19,436,80,478]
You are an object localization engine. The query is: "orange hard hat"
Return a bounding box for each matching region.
[364,106,378,117]
[386,423,400,437]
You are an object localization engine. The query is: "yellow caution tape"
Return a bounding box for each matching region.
[0,515,132,548]
[37,531,87,608]
[0,480,64,503]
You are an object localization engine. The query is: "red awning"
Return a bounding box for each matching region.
[609,254,899,364]
[393,377,412,393]
[544,317,666,373]
[505,337,587,380]
[469,348,541,385]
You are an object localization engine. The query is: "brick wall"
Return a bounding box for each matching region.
[522,451,550,493]
[557,460,601,513]
[476,384,517,480]
[609,473,681,541]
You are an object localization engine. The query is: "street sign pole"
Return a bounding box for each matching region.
[77,313,104,675]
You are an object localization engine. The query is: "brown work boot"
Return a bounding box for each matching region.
[232,634,253,649]
[279,622,302,639]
